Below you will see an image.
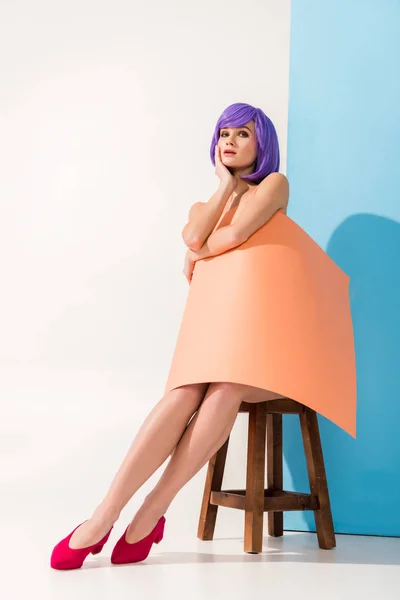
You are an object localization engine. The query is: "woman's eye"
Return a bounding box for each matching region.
[220,131,248,137]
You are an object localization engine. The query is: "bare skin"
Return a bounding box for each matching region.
[69,382,284,549]
[68,118,286,549]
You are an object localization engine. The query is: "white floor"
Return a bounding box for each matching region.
[2,514,400,600]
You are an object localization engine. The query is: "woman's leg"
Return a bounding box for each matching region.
[69,383,209,549]
[124,381,273,543]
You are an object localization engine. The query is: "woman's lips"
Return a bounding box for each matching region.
[224,151,236,156]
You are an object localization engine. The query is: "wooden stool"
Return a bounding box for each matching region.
[197,398,336,553]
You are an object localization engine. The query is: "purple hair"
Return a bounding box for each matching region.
[210,102,280,184]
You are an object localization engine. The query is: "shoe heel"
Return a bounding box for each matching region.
[91,543,104,555]
[154,518,165,544]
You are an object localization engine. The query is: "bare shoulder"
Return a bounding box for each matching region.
[254,172,289,211]
[256,172,289,192]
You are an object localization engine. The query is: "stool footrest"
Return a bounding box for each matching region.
[210,489,319,512]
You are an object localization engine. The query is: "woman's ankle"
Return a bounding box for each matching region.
[142,491,169,517]
[91,503,120,526]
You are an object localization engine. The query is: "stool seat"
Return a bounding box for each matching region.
[197,398,336,553]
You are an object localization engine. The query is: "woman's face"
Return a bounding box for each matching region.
[218,120,257,172]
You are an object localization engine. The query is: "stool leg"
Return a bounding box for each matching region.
[197,436,230,540]
[244,402,267,553]
[299,407,336,549]
[267,413,283,536]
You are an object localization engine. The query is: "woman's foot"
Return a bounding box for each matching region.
[50,521,114,570]
[110,515,165,564]
[69,507,119,549]
[125,497,166,544]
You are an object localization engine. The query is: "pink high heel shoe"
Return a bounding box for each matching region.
[111,515,166,564]
[50,520,113,570]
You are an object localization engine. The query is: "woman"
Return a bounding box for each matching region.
[50,102,289,570]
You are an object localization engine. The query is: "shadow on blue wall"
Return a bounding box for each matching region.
[283,214,400,537]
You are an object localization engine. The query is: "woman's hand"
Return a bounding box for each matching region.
[183,248,196,284]
[214,144,235,188]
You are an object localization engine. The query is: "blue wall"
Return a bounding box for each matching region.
[284,0,400,536]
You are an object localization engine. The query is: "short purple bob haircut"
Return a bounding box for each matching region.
[210,102,280,184]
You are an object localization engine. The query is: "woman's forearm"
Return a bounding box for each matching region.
[182,181,234,250]
[190,225,241,262]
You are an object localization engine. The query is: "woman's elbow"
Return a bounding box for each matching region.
[181,229,202,251]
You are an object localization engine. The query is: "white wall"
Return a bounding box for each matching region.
[0,0,291,543]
